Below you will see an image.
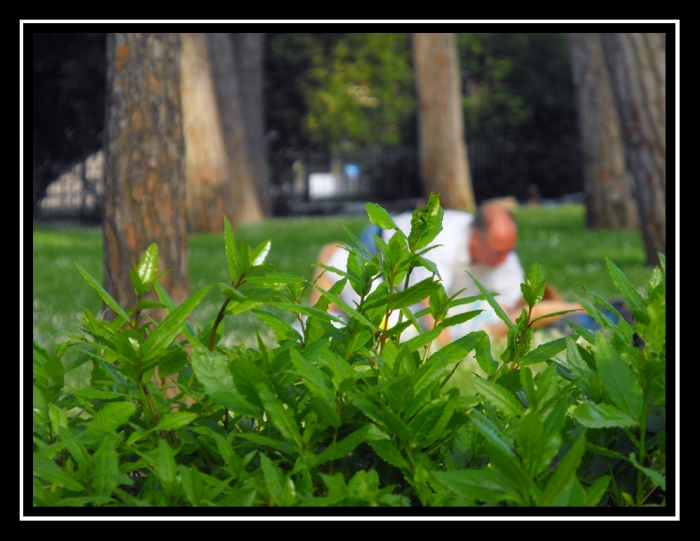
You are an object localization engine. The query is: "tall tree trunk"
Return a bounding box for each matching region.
[412,33,475,212]
[103,33,189,318]
[232,33,271,217]
[569,33,638,230]
[180,33,232,232]
[207,33,263,225]
[600,33,666,267]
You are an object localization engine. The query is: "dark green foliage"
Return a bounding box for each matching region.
[32,197,666,507]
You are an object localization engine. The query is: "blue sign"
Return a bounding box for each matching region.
[345,163,360,179]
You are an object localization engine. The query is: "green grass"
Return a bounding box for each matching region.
[32,204,650,356]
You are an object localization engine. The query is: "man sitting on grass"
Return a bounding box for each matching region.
[309,202,583,345]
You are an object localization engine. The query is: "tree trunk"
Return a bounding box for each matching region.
[568,33,638,230]
[103,33,189,319]
[232,33,271,217]
[207,33,263,225]
[180,33,233,233]
[412,33,475,212]
[599,33,666,267]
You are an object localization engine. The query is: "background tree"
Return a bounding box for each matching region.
[568,33,637,230]
[32,33,106,220]
[206,33,263,225]
[103,33,189,317]
[600,32,666,267]
[232,33,271,216]
[412,33,475,211]
[457,33,577,147]
[181,33,264,232]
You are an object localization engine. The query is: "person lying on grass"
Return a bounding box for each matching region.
[309,202,582,345]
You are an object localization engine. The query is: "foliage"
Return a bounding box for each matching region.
[31,196,666,508]
[265,33,416,155]
[457,33,577,146]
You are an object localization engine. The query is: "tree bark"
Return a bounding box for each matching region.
[180,33,233,232]
[103,33,189,319]
[232,33,271,216]
[599,33,666,267]
[569,33,638,230]
[207,33,263,225]
[412,33,475,212]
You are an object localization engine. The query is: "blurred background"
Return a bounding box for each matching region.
[29,30,669,351]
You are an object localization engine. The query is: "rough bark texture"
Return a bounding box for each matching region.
[103,33,189,319]
[412,33,475,212]
[206,33,263,225]
[180,33,232,232]
[232,33,271,217]
[600,33,666,267]
[569,33,638,230]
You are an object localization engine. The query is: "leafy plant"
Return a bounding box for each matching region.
[32,195,666,508]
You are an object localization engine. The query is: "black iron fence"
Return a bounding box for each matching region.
[35,139,583,221]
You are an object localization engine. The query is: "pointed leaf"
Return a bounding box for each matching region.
[136,243,158,289]
[256,384,303,450]
[139,286,210,362]
[152,412,199,433]
[595,333,644,423]
[606,258,649,324]
[466,271,518,334]
[572,401,637,428]
[584,475,610,507]
[369,439,410,469]
[365,203,398,230]
[73,261,130,321]
[520,337,568,366]
[431,469,521,504]
[251,239,272,267]
[472,377,524,419]
[33,454,84,492]
[223,216,239,282]
[539,431,587,506]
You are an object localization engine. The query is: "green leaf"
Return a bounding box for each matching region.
[414,332,480,397]
[311,283,380,331]
[315,424,387,466]
[83,401,136,437]
[156,439,178,492]
[409,395,451,449]
[516,409,544,478]
[408,192,444,250]
[73,260,130,322]
[487,443,534,505]
[606,258,649,324]
[290,348,334,403]
[136,243,159,290]
[595,333,644,423]
[58,426,90,470]
[469,409,517,459]
[139,286,210,362]
[402,328,442,353]
[369,439,410,469]
[431,468,521,504]
[250,239,272,267]
[218,283,246,301]
[235,433,294,455]
[152,412,199,433]
[572,401,637,428]
[268,302,344,324]
[353,398,411,443]
[191,344,262,418]
[33,453,84,492]
[629,452,666,491]
[584,475,611,506]
[539,431,587,506]
[90,436,119,498]
[245,273,305,285]
[520,337,568,366]
[365,202,398,230]
[223,216,239,282]
[256,384,303,450]
[474,331,499,376]
[466,271,518,334]
[253,308,302,341]
[472,377,524,419]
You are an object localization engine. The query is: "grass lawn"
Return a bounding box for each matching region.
[32,204,651,363]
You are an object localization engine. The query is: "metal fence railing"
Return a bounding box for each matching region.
[35,139,583,221]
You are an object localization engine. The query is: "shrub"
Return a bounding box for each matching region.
[32,195,666,508]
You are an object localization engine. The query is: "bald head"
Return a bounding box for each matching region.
[470,204,518,267]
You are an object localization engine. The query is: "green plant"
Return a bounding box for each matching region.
[32,195,666,508]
